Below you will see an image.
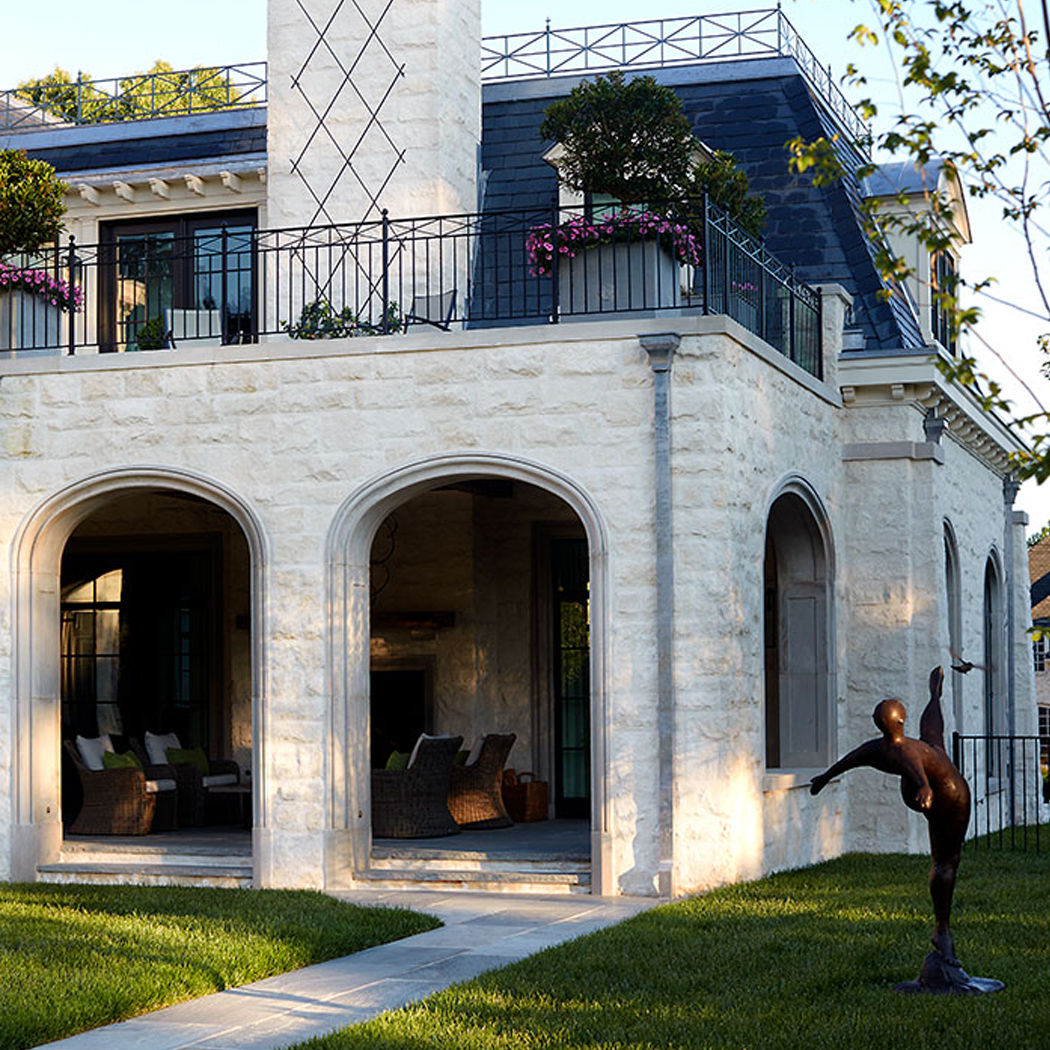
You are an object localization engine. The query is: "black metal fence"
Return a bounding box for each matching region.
[0,198,822,376]
[953,733,1050,851]
[0,62,266,131]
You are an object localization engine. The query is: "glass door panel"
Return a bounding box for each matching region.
[192,225,254,343]
[115,232,174,350]
[552,538,590,818]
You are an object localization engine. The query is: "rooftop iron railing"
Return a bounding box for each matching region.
[0,62,267,131]
[481,8,869,155]
[0,10,864,151]
[0,198,822,377]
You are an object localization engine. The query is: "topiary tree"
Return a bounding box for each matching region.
[0,150,67,258]
[539,71,695,204]
[686,150,767,238]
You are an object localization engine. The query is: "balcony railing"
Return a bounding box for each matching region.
[0,198,822,378]
[0,62,267,131]
[482,9,868,154]
[0,10,864,151]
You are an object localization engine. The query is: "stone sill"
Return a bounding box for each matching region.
[763,768,840,794]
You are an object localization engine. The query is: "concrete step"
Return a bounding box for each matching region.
[356,867,591,894]
[56,844,250,867]
[37,861,252,888]
[370,851,589,874]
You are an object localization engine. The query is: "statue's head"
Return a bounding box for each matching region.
[873,699,907,738]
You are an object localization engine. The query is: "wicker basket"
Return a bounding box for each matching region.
[502,770,548,823]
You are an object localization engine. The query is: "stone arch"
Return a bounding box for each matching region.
[9,466,269,882]
[762,474,835,769]
[324,452,612,893]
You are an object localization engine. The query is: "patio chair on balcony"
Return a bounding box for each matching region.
[448,733,517,829]
[372,734,463,838]
[403,289,456,332]
[133,731,241,827]
[63,738,177,835]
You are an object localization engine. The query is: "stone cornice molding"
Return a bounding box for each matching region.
[838,351,1022,474]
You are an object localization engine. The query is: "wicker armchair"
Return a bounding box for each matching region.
[63,740,177,835]
[131,736,241,827]
[372,735,463,838]
[448,733,517,829]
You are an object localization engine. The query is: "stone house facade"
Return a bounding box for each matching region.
[0,2,1035,895]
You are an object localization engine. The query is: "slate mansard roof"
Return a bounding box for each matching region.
[481,57,925,352]
[4,55,924,351]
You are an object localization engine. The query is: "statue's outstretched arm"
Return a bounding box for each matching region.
[809,740,883,794]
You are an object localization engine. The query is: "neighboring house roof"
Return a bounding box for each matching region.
[1030,536,1050,619]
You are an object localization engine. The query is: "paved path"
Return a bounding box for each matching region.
[37,890,658,1050]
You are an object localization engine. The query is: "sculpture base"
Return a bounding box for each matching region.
[894,952,1004,995]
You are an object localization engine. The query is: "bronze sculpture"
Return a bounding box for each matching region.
[810,667,1003,994]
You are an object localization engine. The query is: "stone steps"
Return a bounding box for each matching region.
[356,866,591,894]
[38,841,252,888]
[370,848,589,875]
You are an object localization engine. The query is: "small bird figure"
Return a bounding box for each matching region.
[949,646,989,675]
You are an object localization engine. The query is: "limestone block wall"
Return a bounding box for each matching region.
[668,325,846,894]
[0,318,671,889]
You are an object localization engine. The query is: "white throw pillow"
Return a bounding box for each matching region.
[75,734,113,771]
[145,730,181,766]
[466,736,486,767]
[407,733,454,769]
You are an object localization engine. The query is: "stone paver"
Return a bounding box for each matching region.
[35,890,658,1050]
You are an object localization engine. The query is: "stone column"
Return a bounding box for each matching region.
[267,0,481,230]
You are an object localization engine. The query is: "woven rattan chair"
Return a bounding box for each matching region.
[63,740,177,835]
[448,733,517,829]
[131,736,241,827]
[372,735,463,838]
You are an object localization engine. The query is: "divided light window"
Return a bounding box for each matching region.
[98,210,257,352]
[1035,632,1048,675]
[930,250,957,355]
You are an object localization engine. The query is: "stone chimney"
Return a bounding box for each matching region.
[266,0,481,230]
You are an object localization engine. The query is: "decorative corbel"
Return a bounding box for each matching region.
[112,181,136,204]
[149,178,170,200]
[77,184,101,206]
[184,174,206,197]
[220,170,241,194]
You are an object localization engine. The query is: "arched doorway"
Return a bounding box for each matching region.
[763,483,834,770]
[10,469,266,882]
[326,453,611,894]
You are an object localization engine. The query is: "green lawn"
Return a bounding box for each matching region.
[294,850,1050,1050]
[1,883,439,1050]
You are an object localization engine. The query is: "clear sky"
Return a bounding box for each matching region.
[2,0,1047,526]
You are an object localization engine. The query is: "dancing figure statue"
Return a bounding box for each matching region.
[810,667,1002,994]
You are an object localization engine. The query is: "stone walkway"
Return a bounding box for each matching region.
[37,890,658,1050]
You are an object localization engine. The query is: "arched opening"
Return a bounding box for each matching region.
[11,470,265,883]
[327,454,609,894]
[764,486,833,769]
[944,521,963,732]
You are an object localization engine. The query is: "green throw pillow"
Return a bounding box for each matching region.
[103,750,142,771]
[385,750,410,771]
[166,746,210,776]
[454,750,470,766]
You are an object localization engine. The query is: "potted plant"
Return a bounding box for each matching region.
[537,73,766,315]
[0,150,73,351]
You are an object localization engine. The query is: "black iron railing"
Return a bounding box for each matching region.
[0,62,267,130]
[1,11,864,150]
[953,733,1050,852]
[481,9,868,155]
[0,199,823,375]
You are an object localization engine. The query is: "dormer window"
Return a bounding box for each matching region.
[930,249,957,355]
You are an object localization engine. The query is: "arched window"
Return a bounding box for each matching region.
[764,489,832,768]
[983,553,1005,771]
[944,522,963,732]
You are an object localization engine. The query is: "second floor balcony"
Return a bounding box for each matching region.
[0,197,824,379]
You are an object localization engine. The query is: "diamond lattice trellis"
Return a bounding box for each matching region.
[289,0,407,229]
